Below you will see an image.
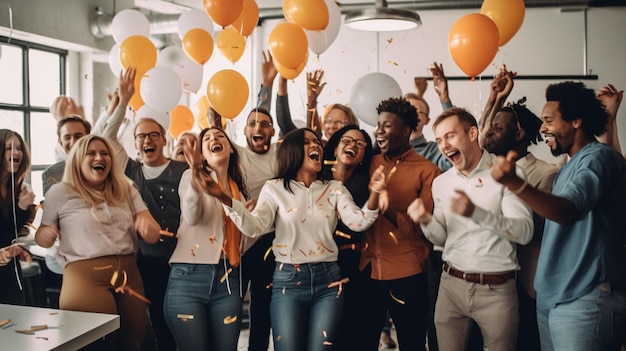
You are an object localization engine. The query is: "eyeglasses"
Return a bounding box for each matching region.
[340,136,367,149]
[246,120,273,128]
[324,119,347,127]
[135,132,162,142]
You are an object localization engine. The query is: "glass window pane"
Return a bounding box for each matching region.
[29,112,58,165]
[0,110,24,135]
[29,49,61,108]
[0,44,24,104]
[29,170,45,204]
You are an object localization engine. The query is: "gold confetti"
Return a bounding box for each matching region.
[263,246,273,261]
[328,277,350,297]
[388,165,398,179]
[223,315,238,324]
[390,291,406,305]
[0,319,10,328]
[323,330,328,338]
[159,228,175,237]
[263,145,268,151]
[300,249,307,257]
[323,160,337,165]
[287,208,299,213]
[220,268,233,283]
[110,271,119,286]
[387,38,393,44]
[177,314,194,321]
[209,235,217,243]
[335,230,352,240]
[317,242,335,253]
[323,341,333,346]
[94,265,113,270]
[276,335,282,341]
[388,231,398,244]
[388,60,399,66]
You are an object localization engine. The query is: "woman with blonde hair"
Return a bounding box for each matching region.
[36,134,160,351]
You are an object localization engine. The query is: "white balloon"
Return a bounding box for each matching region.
[140,66,183,113]
[136,105,170,131]
[157,46,204,93]
[306,0,342,55]
[112,9,150,43]
[108,43,123,77]
[177,9,214,39]
[349,73,402,126]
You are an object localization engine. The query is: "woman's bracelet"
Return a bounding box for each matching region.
[511,179,528,195]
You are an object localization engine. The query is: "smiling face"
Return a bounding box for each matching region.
[59,120,89,153]
[541,101,576,157]
[244,110,275,154]
[200,128,233,168]
[80,139,111,191]
[300,130,323,174]
[375,111,411,157]
[323,108,349,139]
[134,120,167,167]
[335,129,367,168]
[4,136,23,174]
[173,133,196,163]
[483,111,518,156]
[435,115,481,175]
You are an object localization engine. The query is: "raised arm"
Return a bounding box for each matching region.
[596,83,623,154]
[257,51,278,110]
[276,75,297,135]
[479,66,517,146]
[430,62,453,110]
[306,69,326,140]
[102,68,136,170]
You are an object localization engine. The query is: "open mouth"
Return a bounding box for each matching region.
[309,150,320,161]
[344,148,356,157]
[252,134,264,143]
[143,147,156,155]
[445,150,461,163]
[92,164,105,171]
[377,138,389,150]
[211,144,223,153]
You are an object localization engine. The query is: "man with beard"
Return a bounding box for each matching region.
[491,81,626,351]
[408,107,533,351]
[235,107,278,351]
[483,99,559,350]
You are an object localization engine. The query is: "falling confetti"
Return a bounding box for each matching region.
[390,291,406,305]
[388,231,399,244]
[263,246,273,261]
[388,60,399,66]
[387,38,393,44]
[177,314,194,321]
[335,230,352,240]
[223,315,238,324]
[220,268,233,283]
[287,208,299,213]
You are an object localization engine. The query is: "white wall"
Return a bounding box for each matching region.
[2,4,625,162]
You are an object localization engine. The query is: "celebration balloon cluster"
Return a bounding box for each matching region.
[448,0,525,78]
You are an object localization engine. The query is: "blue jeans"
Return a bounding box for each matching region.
[537,282,626,351]
[270,262,344,351]
[164,262,242,351]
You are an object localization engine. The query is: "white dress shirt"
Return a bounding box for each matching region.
[422,151,533,272]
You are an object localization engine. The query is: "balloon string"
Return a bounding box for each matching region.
[7,1,13,43]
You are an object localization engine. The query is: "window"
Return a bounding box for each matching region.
[0,37,67,203]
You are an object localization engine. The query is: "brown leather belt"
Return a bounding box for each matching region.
[443,262,516,285]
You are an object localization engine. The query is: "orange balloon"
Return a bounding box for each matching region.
[129,74,145,111]
[217,27,246,63]
[183,28,214,65]
[481,0,525,46]
[206,70,249,119]
[274,51,308,80]
[195,96,210,129]
[231,0,259,37]
[269,22,308,69]
[448,14,499,78]
[119,35,157,74]
[284,0,329,31]
[204,0,243,28]
[169,105,195,139]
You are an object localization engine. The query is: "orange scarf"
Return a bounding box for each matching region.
[219,177,242,267]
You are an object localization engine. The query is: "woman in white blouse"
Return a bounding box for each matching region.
[201,128,385,351]
[164,127,250,351]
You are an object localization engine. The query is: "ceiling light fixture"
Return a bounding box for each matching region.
[344,0,422,32]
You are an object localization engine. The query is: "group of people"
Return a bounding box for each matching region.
[0,55,625,351]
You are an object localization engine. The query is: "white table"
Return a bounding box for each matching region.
[0,304,119,350]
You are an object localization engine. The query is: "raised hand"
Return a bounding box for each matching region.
[119,67,137,102]
[450,190,475,217]
[261,51,278,87]
[597,84,623,121]
[492,150,521,187]
[414,77,428,98]
[306,69,327,107]
[106,90,120,116]
[430,62,450,103]
[496,64,518,102]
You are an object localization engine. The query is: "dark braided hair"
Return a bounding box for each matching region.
[502,97,543,147]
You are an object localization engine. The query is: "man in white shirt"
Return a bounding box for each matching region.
[408,107,533,351]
